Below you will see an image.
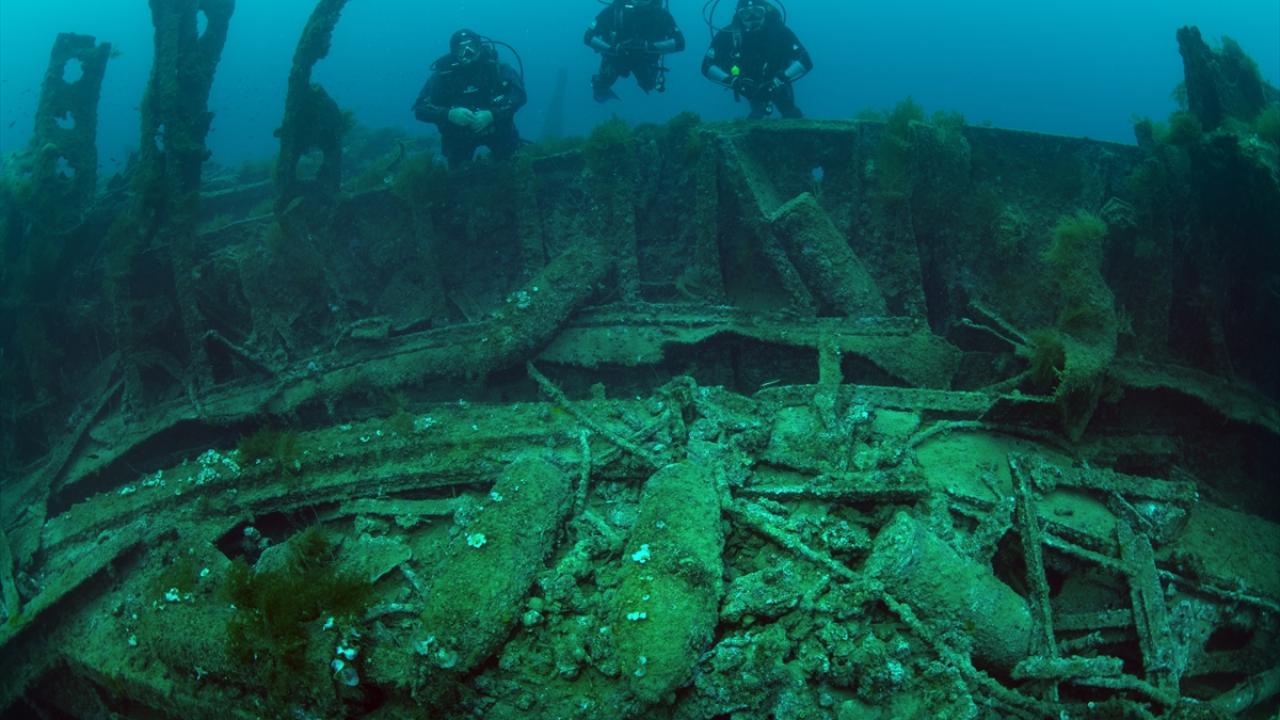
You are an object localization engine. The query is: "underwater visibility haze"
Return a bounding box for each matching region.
[1,0,1280,718]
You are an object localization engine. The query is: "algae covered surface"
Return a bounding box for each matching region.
[2,8,1280,720]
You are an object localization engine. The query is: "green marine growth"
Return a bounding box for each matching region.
[1255,105,1280,148]
[151,552,202,599]
[223,527,373,707]
[391,152,450,210]
[1032,211,1119,440]
[1042,211,1113,338]
[665,110,706,163]
[1162,111,1205,147]
[237,426,303,477]
[872,98,967,211]
[874,97,925,204]
[379,388,416,435]
[1027,329,1066,393]
[584,116,637,178]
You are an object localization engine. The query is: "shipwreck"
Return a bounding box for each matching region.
[1,3,1279,719]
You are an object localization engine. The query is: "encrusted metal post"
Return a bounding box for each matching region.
[1117,519,1179,692]
[0,526,20,622]
[717,135,816,313]
[1010,454,1060,701]
[688,132,726,301]
[513,156,546,277]
[26,33,111,223]
[0,32,110,457]
[275,0,351,212]
[109,0,234,410]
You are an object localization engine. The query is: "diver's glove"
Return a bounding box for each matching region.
[589,36,616,55]
[471,110,495,133]
[448,107,477,127]
[618,38,652,54]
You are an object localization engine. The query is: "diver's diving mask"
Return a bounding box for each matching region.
[453,37,481,65]
[737,4,767,31]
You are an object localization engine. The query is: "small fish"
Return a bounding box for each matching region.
[110,48,123,59]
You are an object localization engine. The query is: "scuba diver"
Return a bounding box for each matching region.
[413,29,527,168]
[700,0,812,118]
[584,0,686,102]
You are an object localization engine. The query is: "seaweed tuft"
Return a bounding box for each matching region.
[1028,329,1066,393]
[151,552,202,599]
[1254,104,1280,148]
[391,152,450,208]
[875,97,926,204]
[236,426,302,476]
[1043,211,1107,271]
[222,526,373,708]
[1163,111,1204,146]
[584,116,636,177]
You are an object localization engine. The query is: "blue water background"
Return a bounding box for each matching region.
[1,0,1277,172]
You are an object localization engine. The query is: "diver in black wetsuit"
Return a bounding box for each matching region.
[701,0,812,118]
[413,29,528,168]
[584,0,686,102]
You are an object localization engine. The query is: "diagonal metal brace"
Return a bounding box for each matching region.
[1117,519,1179,691]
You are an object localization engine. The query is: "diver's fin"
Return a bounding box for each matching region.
[593,88,621,103]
